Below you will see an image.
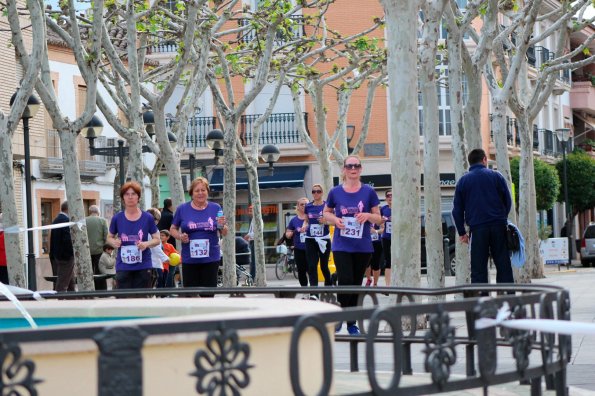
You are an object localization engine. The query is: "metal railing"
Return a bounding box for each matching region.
[166,116,218,149]
[240,112,308,145]
[0,284,571,396]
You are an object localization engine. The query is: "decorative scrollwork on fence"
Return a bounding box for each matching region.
[0,342,41,395]
[191,327,253,396]
[423,308,456,389]
[501,304,532,373]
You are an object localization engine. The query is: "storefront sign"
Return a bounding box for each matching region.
[333,173,457,188]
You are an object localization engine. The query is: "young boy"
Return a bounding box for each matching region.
[160,230,179,287]
[98,244,115,289]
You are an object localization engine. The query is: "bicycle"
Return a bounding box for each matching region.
[275,245,298,280]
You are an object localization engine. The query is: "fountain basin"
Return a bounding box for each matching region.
[0,297,340,395]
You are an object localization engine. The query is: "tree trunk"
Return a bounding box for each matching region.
[153,108,185,209]
[0,121,26,287]
[516,113,544,280]
[59,128,94,291]
[245,163,267,286]
[382,0,421,289]
[149,158,162,209]
[419,0,447,292]
[221,120,238,287]
[312,85,334,192]
[445,21,470,286]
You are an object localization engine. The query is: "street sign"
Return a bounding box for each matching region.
[540,238,569,266]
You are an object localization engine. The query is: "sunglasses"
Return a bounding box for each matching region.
[344,163,362,170]
[312,190,323,194]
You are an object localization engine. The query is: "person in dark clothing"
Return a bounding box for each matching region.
[452,149,514,284]
[49,201,75,291]
[157,198,175,246]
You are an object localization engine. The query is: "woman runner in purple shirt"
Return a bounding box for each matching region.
[323,155,381,335]
[302,183,332,286]
[380,189,393,286]
[170,177,227,290]
[107,181,160,289]
[285,198,309,287]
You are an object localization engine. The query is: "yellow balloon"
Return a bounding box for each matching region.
[169,252,181,266]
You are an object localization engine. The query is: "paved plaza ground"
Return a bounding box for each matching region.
[266,263,595,395]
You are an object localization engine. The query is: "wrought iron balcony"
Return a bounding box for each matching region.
[166,116,218,149]
[147,32,178,54]
[540,128,555,155]
[40,129,107,177]
[240,112,308,146]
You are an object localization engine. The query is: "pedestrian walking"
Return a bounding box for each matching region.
[85,205,108,290]
[157,198,175,246]
[452,148,514,283]
[284,198,309,287]
[323,155,382,335]
[107,182,161,289]
[302,184,332,286]
[170,177,228,291]
[380,189,393,286]
[49,201,75,292]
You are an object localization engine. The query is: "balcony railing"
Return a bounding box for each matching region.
[147,32,178,54]
[168,113,309,149]
[240,112,308,145]
[237,15,305,44]
[40,129,109,176]
[166,116,218,149]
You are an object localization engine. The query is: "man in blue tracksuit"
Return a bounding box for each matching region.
[452,149,514,283]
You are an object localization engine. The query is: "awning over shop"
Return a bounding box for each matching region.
[209,165,308,191]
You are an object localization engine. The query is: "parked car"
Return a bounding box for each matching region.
[421,211,457,275]
[580,223,595,267]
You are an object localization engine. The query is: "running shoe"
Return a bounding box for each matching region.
[365,279,372,287]
[309,294,319,301]
[335,321,343,333]
[347,324,360,336]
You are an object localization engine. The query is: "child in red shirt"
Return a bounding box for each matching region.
[160,230,179,287]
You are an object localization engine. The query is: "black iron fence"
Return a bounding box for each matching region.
[237,15,305,44]
[240,112,308,145]
[0,284,571,396]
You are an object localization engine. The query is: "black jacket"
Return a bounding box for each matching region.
[157,208,175,245]
[49,213,74,260]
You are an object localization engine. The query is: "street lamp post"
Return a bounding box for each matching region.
[556,128,572,267]
[10,92,41,290]
[83,111,177,196]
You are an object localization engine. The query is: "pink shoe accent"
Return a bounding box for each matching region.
[365,279,372,287]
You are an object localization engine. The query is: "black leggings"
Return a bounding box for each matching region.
[294,248,308,287]
[370,241,383,271]
[182,262,220,297]
[305,239,331,286]
[333,251,371,321]
[116,269,152,290]
[381,238,392,269]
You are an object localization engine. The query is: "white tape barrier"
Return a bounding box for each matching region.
[1,219,86,234]
[475,302,595,336]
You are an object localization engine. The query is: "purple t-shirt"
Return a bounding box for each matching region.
[109,211,158,271]
[287,216,306,250]
[172,201,222,264]
[381,205,392,240]
[326,184,380,253]
[304,202,329,237]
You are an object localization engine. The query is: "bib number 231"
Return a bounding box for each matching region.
[340,217,364,239]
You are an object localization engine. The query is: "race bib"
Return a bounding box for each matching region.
[385,221,392,234]
[371,231,379,241]
[310,224,324,237]
[299,232,306,243]
[340,217,364,239]
[121,245,141,264]
[190,239,210,258]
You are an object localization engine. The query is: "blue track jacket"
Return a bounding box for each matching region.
[452,164,512,236]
